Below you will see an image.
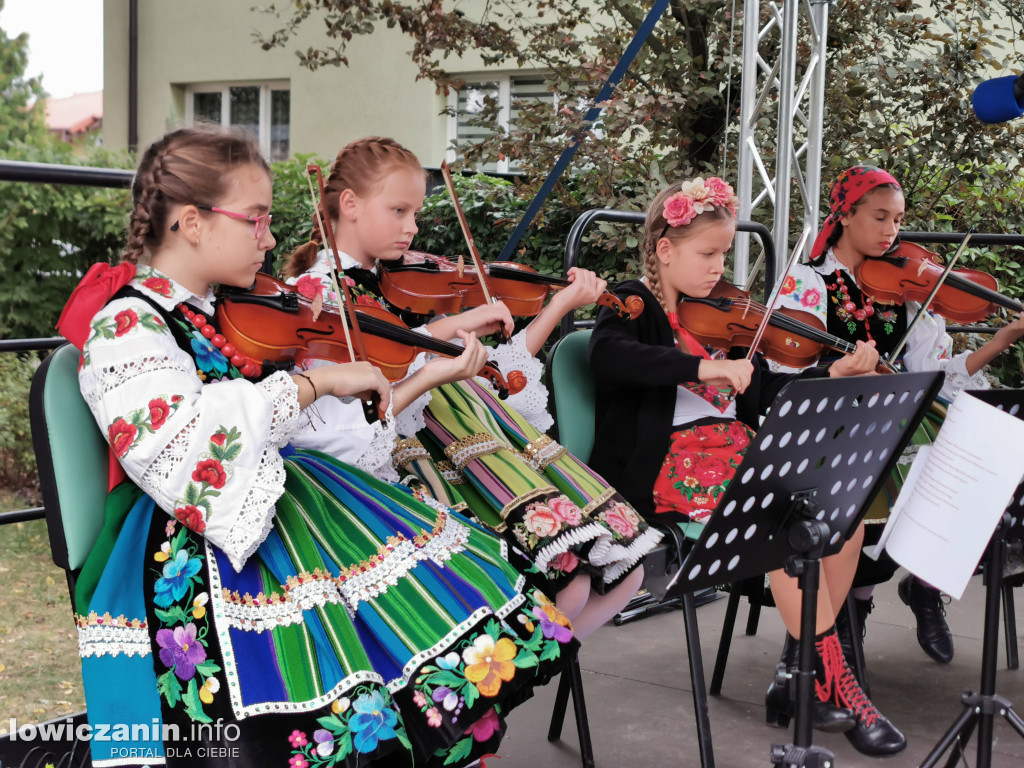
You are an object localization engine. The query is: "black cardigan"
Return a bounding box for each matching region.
[587,280,827,519]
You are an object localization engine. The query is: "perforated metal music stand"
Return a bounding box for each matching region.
[663,371,944,767]
[919,389,1024,768]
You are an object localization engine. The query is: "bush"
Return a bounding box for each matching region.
[0,351,39,494]
[0,142,133,341]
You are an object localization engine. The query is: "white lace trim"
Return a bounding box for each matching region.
[222,445,287,573]
[937,352,991,400]
[78,623,152,659]
[353,403,401,483]
[590,526,665,584]
[215,511,471,633]
[395,352,432,438]
[532,521,608,575]
[490,329,553,433]
[260,371,304,447]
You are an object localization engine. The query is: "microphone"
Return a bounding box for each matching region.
[972,73,1024,124]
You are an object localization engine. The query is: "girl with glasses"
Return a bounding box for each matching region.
[57,125,577,768]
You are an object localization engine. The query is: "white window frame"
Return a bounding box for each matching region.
[184,80,289,158]
[447,74,555,173]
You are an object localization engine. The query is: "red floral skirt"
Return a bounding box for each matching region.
[652,420,756,523]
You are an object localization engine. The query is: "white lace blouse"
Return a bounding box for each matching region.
[78,266,303,572]
[773,251,990,401]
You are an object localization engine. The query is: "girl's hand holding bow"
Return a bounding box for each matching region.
[698,358,753,394]
[827,340,879,378]
[296,362,392,421]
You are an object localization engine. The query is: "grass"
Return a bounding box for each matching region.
[0,489,85,735]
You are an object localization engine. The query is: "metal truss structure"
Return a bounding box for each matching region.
[734,0,834,287]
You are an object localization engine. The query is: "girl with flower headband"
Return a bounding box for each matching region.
[588,177,907,757]
[280,136,662,643]
[774,165,1024,670]
[56,125,578,768]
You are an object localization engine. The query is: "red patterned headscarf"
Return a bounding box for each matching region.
[810,166,901,262]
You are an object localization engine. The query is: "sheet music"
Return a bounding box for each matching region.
[864,390,1024,598]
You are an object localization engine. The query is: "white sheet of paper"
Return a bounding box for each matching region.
[870,391,1024,598]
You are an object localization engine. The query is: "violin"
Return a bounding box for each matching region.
[215,273,526,399]
[378,251,645,320]
[676,280,894,370]
[856,240,1023,323]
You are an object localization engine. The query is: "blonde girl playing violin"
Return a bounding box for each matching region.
[588,177,908,757]
[59,125,578,768]
[281,136,662,641]
[774,165,1024,668]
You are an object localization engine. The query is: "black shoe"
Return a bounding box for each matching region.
[835,597,873,661]
[898,574,954,663]
[817,630,908,756]
[764,634,855,733]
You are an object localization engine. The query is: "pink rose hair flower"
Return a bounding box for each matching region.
[662,176,737,230]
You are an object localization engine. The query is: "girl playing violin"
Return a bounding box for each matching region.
[588,178,907,757]
[280,137,662,641]
[58,125,577,768]
[775,165,1024,667]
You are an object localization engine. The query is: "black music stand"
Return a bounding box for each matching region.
[662,371,943,767]
[919,389,1024,768]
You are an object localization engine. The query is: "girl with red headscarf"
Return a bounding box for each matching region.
[775,164,1024,673]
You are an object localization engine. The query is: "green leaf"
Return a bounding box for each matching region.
[157,669,183,708]
[154,606,190,625]
[182,677,213,723]
[442,736,474,765]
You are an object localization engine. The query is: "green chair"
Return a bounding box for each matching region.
[545,329,714,768]
[19,342,105,768]
[30,342,109,601]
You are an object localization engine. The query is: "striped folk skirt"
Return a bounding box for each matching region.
[75,449,576,768]
[393,379,662,594]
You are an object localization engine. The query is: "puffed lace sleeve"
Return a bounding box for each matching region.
[488,329,553,433]
[902,302,990,401]
[78,296,304,572]
[767,264,830,374]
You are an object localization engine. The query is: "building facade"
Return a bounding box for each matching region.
[102,0,550,169]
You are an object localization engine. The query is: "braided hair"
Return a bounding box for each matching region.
[281,137,424,279]
[124,125,269,264]
[642,181,736,312]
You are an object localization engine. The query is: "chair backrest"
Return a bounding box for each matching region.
[29,343,108,575]
[545,329,595,461]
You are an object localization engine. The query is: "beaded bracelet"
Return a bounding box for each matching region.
[296,373,318,401]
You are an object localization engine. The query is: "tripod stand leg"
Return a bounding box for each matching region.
[918,708,976,768]
[682,591,716,768]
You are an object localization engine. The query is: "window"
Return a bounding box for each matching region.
[448,75,555,173]
[185,82,290,161]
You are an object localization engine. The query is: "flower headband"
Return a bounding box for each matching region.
[661,177,739,235]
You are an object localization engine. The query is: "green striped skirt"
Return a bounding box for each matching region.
[395,379,662,593]
[75,448,576,768]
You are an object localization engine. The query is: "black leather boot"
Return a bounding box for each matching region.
[835,597,873,662]
[898,574,954,663]
[816,629,907,756]
[764,633,855,733]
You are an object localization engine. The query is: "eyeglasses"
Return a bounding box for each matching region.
[170,205,273,240]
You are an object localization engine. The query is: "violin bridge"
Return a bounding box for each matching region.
[457,254,465,278]
[311,292,324,322]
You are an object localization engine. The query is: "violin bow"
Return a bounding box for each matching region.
[887,230,975,364]
[743,226,815,363]
[440,161,512,343]
[305,163,382,424]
